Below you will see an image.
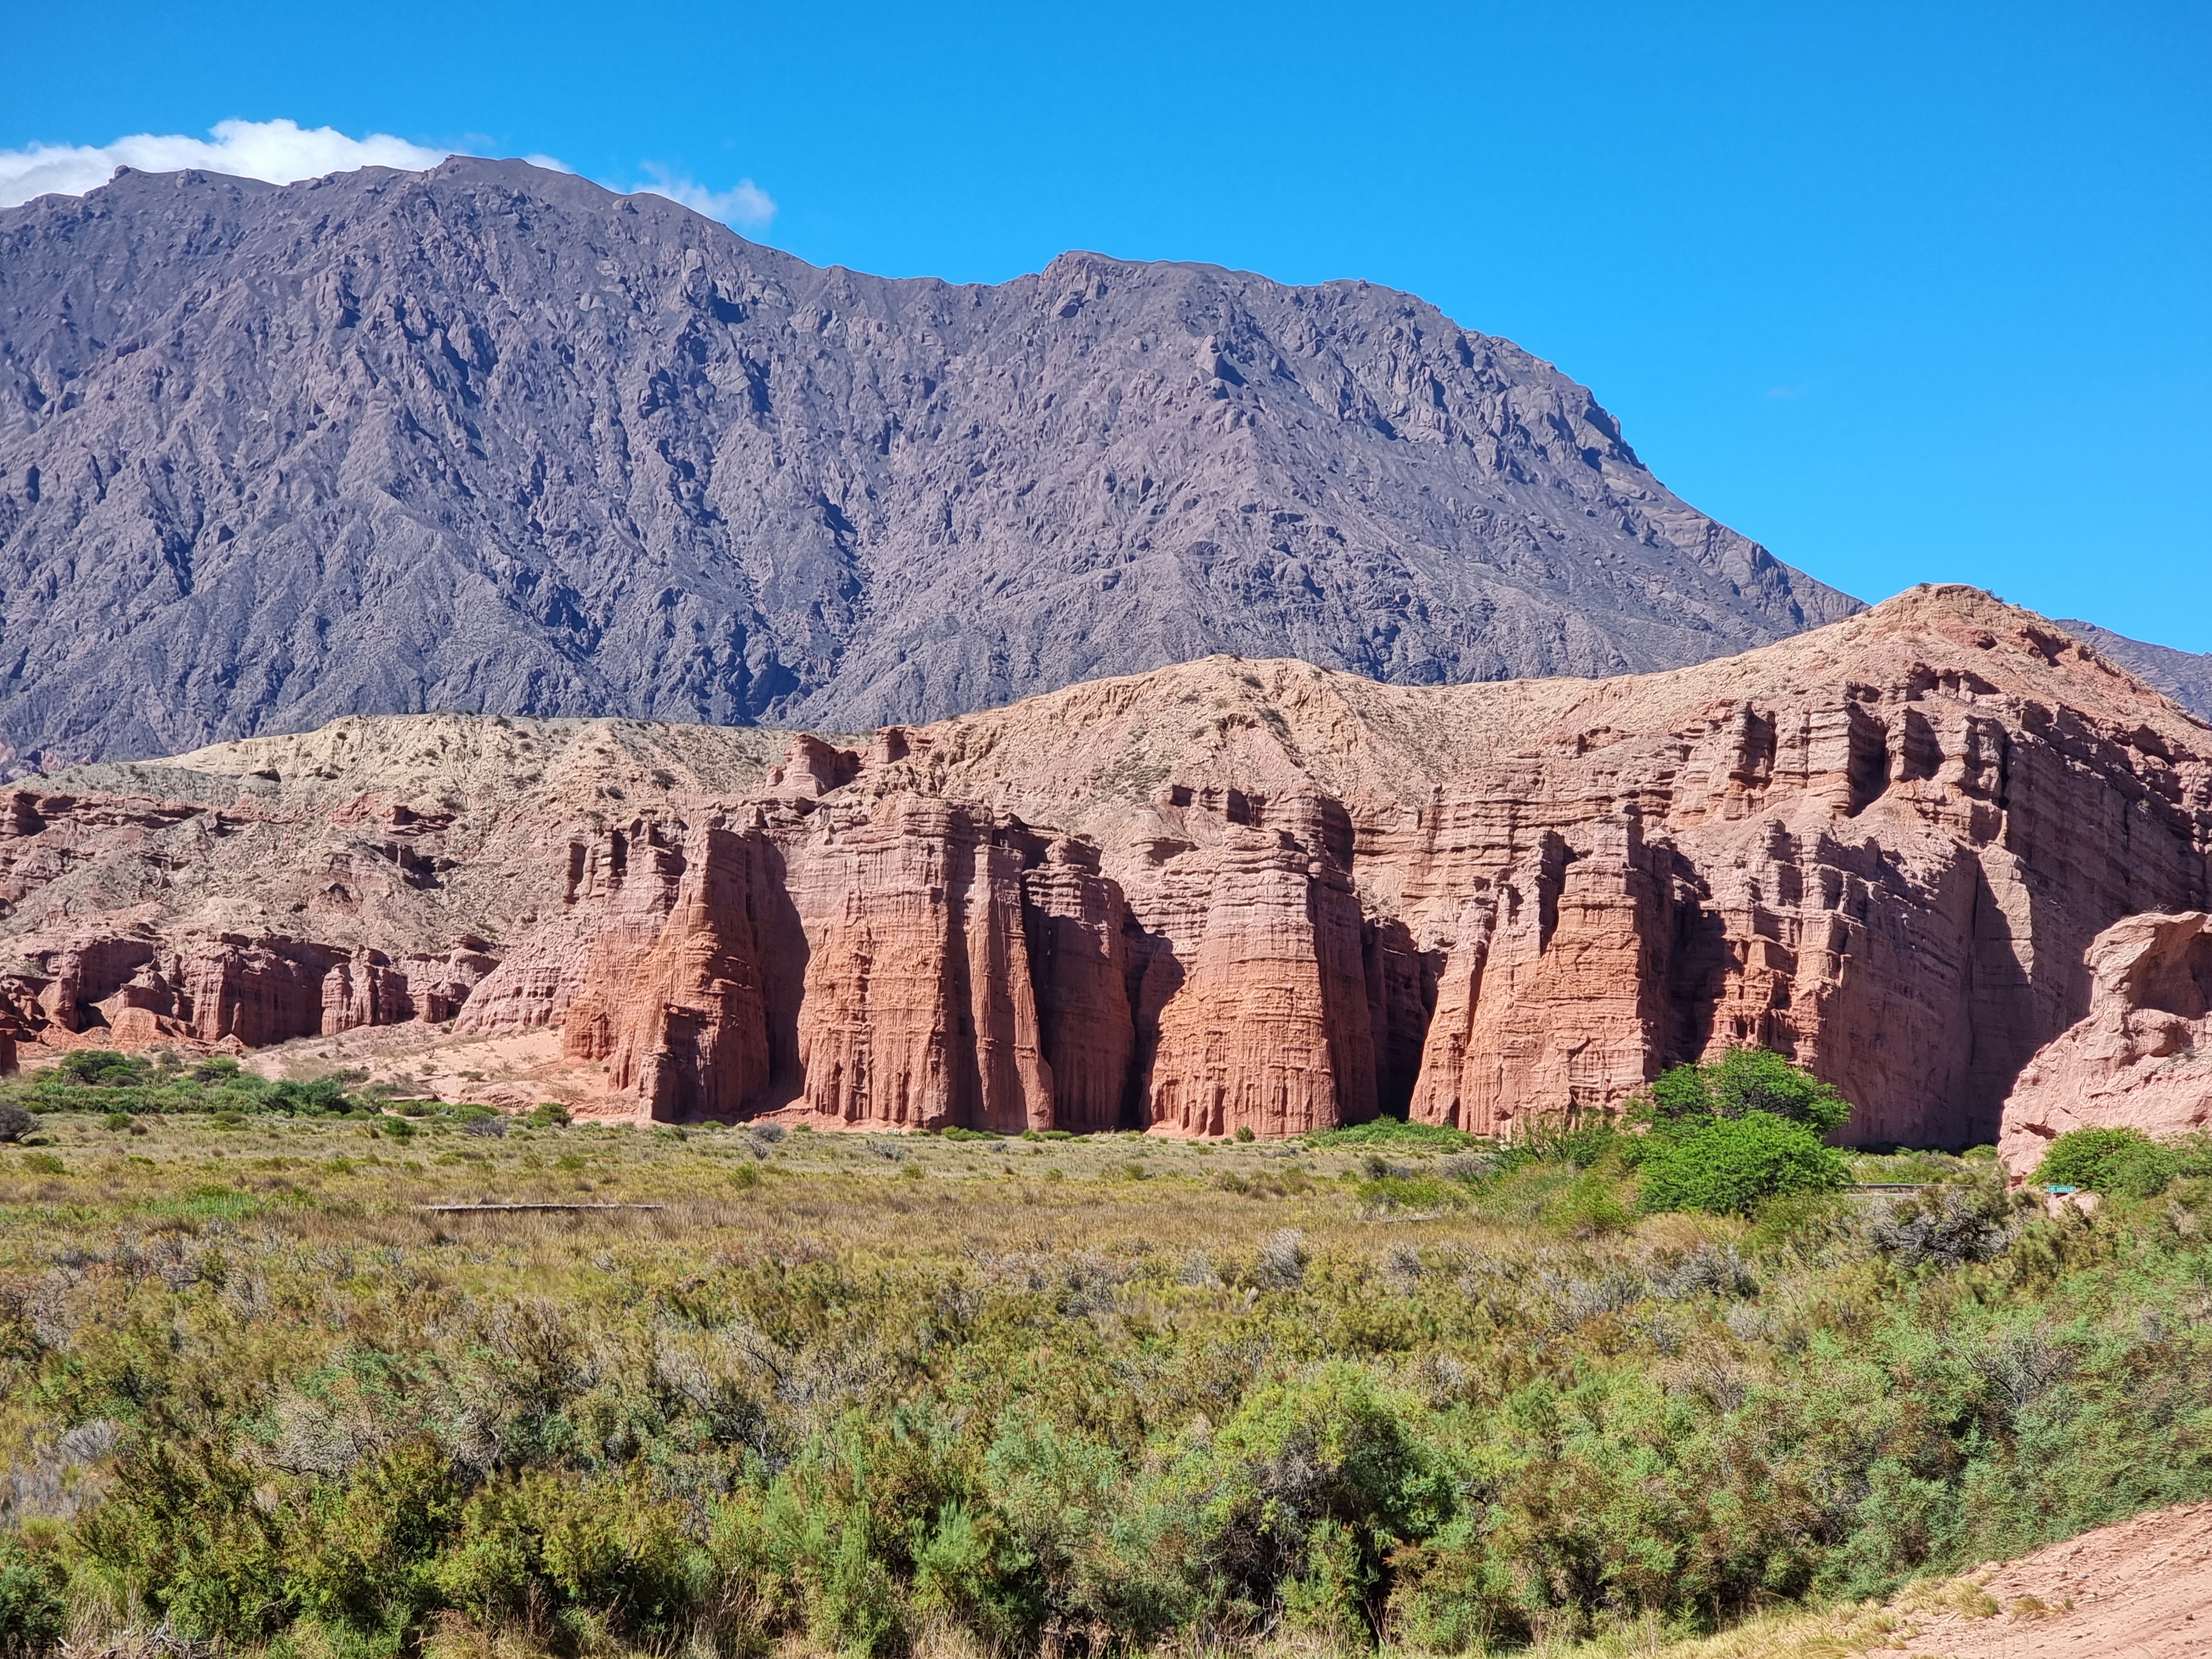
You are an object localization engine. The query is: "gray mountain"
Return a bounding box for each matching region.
[0,156,1862,765]
[2060,620,2212,725]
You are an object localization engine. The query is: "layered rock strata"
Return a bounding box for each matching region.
[0,588,2202,1144]
[1998,912,2212,1174]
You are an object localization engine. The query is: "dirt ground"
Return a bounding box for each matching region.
[260,1021,631,1115]
[1867,1501,2212,1658]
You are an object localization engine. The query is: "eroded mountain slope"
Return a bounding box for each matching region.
[0,158,1854,764]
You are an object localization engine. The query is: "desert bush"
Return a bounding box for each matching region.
[0,1534,64,1657]
[435,1468,707,1642]
[1635,1047,1852,1138]
[2033,1125,2212,1198]
[0,1104,33,1145]
[0,1102,2206,1657]
[1871,1173,2026,1268]
[1638,1112,1848,1215]
[1305,1118,1477,1150]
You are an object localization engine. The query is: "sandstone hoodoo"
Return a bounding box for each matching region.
[0,586,2203,1141]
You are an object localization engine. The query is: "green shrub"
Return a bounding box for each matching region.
[1545,1169,1635,1238]
[266,1076,356,1117]
[1305,1118,1477,1150]
[60,1050,149,1088]
[75,1436,291,1639]
[941,1126,1000,1142]
[1637,1047,1852,1137]
[1638,1111,1848,1215]
[1153,1363,1448,1637]
[528,1102,572,1128]
[1494,1114,1621,1172]
[435,1469,706,1640]
[0,1533,64,1656]
[291,1435,461,1636]
[1235,1125,1255,1143]
[2033,1125,2208,1198]
[1870,1173,2025,1268]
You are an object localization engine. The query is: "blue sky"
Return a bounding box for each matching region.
[7,1,2206,649]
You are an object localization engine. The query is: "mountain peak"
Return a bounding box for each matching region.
[0,160,1856,764]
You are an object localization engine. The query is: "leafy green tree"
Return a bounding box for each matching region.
[1637,1112,1848,1217]
[1640,1047,1851,1136]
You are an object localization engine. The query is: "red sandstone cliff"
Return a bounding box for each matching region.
[0,588,2203,1142]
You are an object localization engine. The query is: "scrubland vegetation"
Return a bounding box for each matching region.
[0,1053,2205,1658]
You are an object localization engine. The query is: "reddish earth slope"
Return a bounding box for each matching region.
[0,585,2204,1141]
[1870,1501,2212,1658]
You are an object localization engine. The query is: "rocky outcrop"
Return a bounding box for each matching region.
[593,825,796,1123]
[322,942,497,1033]
[791,800,1056,1132]
[1408,816,1681,1138]
[0,928,498,1054]
[1140,793,1377,1138]
[1022,838,1134,1133]
[0,588,2204,1143]
[1998,912,2212,1174]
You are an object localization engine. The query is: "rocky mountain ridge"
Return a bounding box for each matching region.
[0,157,1860,765]
[0,584,2203,1146]
[2058,621,2212,726]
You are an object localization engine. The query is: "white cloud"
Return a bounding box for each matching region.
[632,163,776,228]
[0,118,776,232]
[0,118,460,208]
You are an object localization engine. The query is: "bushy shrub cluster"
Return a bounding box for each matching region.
[0,1113,2201,1659]
[2034,1125,2212,1198]
[1629,1051,1850,1216]
[6,1050,484,1129]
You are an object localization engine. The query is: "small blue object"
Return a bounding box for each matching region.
[2044,1185,2079,1196]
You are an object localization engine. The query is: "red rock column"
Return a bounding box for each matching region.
[1408,816,1676,1135]
[561,824,690,1063]
[607,826,776,1121]
[1144,794,1380,1138]
[1023,838,1134,1131]
[793,800,1055,1131]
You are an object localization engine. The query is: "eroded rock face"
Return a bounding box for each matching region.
[0,589,2203,1142]
[1141,793,1378,1138]
[1999,913,2212,1174]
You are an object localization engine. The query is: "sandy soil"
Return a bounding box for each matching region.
[243,1021,637,1119]
[1870,1501,2212,1658]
